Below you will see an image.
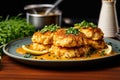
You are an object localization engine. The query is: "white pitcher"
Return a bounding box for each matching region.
[98,0,119,37]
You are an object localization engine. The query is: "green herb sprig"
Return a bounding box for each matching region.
[66,27,79,35]
[40,24,60,33]
[74,20,97,28]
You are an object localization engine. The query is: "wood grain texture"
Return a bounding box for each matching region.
[0,55,120,80]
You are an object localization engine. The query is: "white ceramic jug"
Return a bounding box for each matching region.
[98,0,119,37]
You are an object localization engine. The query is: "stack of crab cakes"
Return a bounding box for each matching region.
[50,28,91,58]
[50,27,107,58]
[31,24,60,53]
[31,21,108,59]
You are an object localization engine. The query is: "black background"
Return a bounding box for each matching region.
[0,0,120,26]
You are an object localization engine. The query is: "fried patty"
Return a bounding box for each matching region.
[53,28,85,47]
[83,38,107,49]
[49,45,91,58]
[32,31,54,45]
[78,27,104,40]
[53,28,107,48]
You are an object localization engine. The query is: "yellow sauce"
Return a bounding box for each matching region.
[16,47,27,54]
[16,47,115,60]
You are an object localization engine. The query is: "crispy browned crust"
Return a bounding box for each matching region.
[53,28,85,47]
[79,27,104,40]
[53,28,107,49]
[31,31,54,45]
[49,45,91,58]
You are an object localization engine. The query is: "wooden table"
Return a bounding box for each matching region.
[0,53,120,80]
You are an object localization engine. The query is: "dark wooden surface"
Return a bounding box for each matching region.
[0,53,120,80]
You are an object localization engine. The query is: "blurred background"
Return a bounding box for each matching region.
[0,0,120,26]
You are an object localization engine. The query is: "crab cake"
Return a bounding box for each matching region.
[87,39,107,49]
[49,45,91,58]
[32,31,54,45]
[53,28,85,47]
[79,27,104,40]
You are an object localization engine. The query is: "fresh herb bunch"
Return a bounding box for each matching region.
[0,14,35,53]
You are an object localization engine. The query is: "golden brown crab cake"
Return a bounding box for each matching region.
[53,28,85,47]
[79,27,104,40]
[87,39,107,49]
[49,45,91,58]
[31,31,54,45]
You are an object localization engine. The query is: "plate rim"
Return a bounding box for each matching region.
[2,37,120,62]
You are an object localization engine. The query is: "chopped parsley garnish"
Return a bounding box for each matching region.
[100,50,106,56]
[24,53,32,58]
[66,27,79,35]
[40,24,60,33]
[74,20,97,28]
